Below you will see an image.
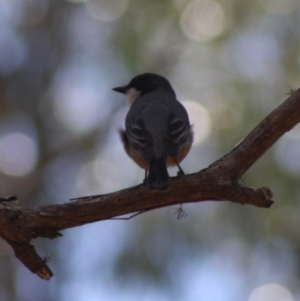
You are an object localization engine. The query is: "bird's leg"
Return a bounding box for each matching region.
[143,168,148,185]
[175,159,185,176]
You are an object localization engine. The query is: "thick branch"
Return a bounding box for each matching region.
[0,88,299,280]
[0,171,273,231]
[210,89,300,177]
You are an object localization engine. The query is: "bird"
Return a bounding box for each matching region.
[113,73,193,190]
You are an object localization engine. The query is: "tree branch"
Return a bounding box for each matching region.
[210,89,300,177]
[1,88,300,280]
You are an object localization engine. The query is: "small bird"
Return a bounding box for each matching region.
[113,73,193,190]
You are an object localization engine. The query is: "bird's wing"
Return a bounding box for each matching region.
[165,102,192,157]
[125,110,154,161]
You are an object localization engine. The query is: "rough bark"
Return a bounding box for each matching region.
[1,89,300,280]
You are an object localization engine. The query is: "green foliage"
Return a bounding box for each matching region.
[0,0,300,300]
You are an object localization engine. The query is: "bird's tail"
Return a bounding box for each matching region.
[148,156,169,190]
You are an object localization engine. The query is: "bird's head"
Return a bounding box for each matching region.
[112,73,175,105]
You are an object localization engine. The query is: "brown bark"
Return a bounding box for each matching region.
[1,89,300,280]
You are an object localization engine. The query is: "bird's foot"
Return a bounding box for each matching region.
[177,169,185,176]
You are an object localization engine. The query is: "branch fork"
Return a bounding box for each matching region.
[1,88,300,280]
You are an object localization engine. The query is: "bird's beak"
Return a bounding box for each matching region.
[112,86,127,94]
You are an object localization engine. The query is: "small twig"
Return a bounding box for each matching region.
[174,205,187,220]
[111,209,150,220]
[0,195,17,202]
[287,87,296,96]
[0,88,299,280]
[42,254,51,264]
[69,194,109,201]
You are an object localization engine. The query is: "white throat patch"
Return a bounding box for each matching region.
[126,88,141,106]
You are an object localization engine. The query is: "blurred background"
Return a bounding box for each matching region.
[0,0,300,300]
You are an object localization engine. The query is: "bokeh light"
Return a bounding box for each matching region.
[0,133,38,177]
[76,159,121,195]
[249,284,294,301]
[180,0,228,41]
[53,86,102,134]
[183,100,211,145]
[76,139,141,195]
[86,0,128,22]
[1,0,300,300]
[52,65,109,134]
